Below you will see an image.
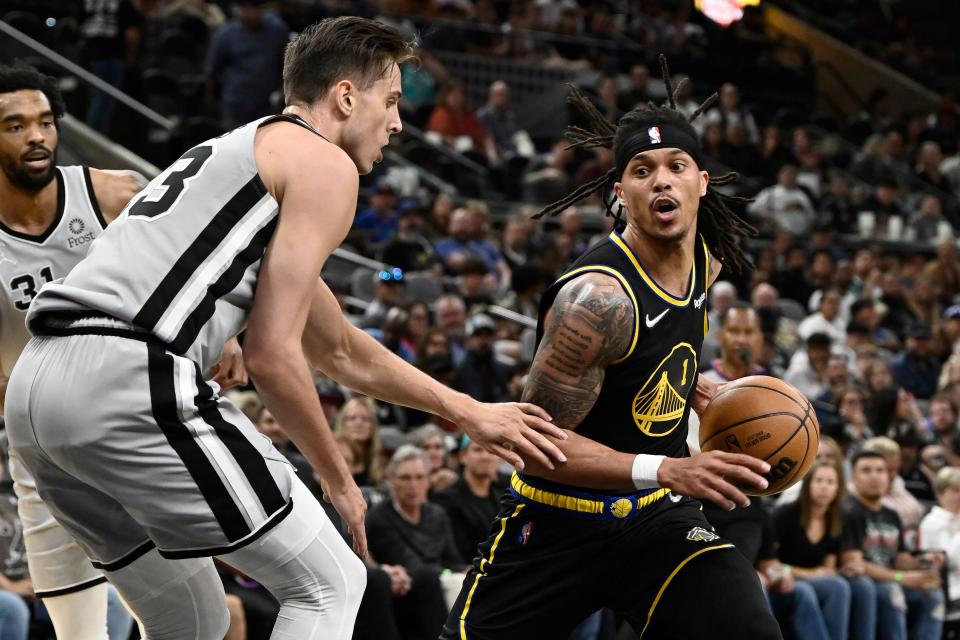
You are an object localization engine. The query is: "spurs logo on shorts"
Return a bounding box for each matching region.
[686,526,719,543]
[631,343,698,437]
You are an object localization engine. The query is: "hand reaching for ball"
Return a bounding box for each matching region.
[657,451,771,510]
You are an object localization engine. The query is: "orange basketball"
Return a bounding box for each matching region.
[698,375,819,496]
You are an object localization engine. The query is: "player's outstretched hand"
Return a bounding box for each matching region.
[460,401,568,471]
[657,451,770,510]
[326,478,369,560]
[211,336,248,392]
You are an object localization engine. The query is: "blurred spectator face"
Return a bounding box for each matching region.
[0,88,58,191]
[875,183,898,205]
[808,343,830,374]
[777,165,799,189]
[913,276,938,304]
[719,307,762,366]
[630,64,649,90]
[423,328,451,357]
[882,451,902,490]
[839,389,865,425]
[919,142,943,171]
[936,475,960,514]
[467,327,496,357]
[761,126,781,153]
[236,2,265,28]
[835,260,854,288]
[906,335,932,357]
[826,355,848,385]
[460,441,500,481]
[853,249,874,278]
[383,307,408,347]
[751,282,779,308]
[388,457,430,510]
[786,247,806,270]
[820,290,841,320]
[703,122,723,149]
[559,207,582,235]
[431,193,454,229]
[375,279,405,306]
[709,282,736,317]
[407,303,430,342]
[772,230,793,257]
[719,83,739,110]
[828,173,849,198]
[420,434,446,470]
[884,130,903,158]
[938,238,957,262]
[853,303,879,330]
[255,408,288,448]
[489,81,509,109]
[371,187,396,213]
[808,464,840,508]
[554,233,574,260]
[599,76,618,104]
[726,123,747,147]
[435,296,467,338]
[930,398,957,435]
[503,219,530,251]
[920,194,942,220]
[945,316,960,345]
[866,361,893,390]
[852,455,890,500]
[449,208,473,242]
[811,254,835,283]
[341,402,375,444]
[460,271,488,297]
[443,85,466,111]
[792,128,812,152]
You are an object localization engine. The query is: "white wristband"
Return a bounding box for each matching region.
[631,454,665,490]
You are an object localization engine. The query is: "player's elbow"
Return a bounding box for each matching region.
[243,337,298,384]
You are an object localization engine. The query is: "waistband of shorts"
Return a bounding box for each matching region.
[31,311,165,346]
[508,471,670,521]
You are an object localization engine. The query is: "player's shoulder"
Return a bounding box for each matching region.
[87,168,148,222]
[554,270,639,317]
[255,118,357,197]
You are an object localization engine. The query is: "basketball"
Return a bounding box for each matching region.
[698,376,819,496]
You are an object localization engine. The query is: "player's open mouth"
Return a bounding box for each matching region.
[651,196,679,221]
[22,149,51,170]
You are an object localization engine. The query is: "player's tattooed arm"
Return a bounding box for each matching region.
[522,272,634,430]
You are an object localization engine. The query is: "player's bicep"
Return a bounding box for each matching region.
[521,273,634,430]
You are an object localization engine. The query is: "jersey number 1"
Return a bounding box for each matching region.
[128,145,214,219]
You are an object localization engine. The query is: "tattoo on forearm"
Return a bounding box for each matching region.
[522,273,634,429]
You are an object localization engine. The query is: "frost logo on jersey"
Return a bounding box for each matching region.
[648,126,662,144]
[694,292,706,309]
[67,217,96,249]
[686,526,719,542]
[68,217,85,235]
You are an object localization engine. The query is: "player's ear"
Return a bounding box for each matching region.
[614,182,626,207]
[699,170,709,197]
[334,80,355,116]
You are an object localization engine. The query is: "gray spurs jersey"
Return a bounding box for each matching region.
[28,115,316,372]
[0,166,107,376]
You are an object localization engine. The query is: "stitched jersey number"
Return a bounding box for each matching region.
[11,265,54,311]
[128,145,214,219]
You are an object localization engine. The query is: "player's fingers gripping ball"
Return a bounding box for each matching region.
[699,376,819,496]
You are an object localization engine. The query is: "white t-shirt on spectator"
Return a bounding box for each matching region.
[747,185,817,235]
[798,312,847,345]
[920,505,960,602]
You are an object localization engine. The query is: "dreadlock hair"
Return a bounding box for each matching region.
[534,55,756,273]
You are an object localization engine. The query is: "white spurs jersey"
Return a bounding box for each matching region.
[28,115,317,372]
[0,166,107,375]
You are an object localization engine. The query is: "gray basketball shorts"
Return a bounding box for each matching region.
[6,325,293,571]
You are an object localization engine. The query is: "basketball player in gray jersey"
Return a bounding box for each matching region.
[6,18,565,639]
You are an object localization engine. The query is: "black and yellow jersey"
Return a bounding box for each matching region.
[534,231,711,461]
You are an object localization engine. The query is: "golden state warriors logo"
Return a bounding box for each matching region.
[610,498,633,519]
[632,343,697,437]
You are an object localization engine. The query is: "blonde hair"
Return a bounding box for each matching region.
[934,466,960,495]
[862,436,900,457]
[333,396,384,486]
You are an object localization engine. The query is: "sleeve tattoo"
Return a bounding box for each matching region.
[521,273,635,429]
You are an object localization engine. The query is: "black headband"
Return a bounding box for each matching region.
[615,123,702,178]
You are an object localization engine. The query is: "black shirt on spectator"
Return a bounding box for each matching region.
[367,500,464,572]
[773,500,840,568]
[703,500,776,564]
[433,477,502,564]
[840,495,905,568]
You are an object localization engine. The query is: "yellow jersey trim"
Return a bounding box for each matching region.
[639,543,735,638]
[609,232,695,307]
[459,504,525,640]
[553,264,639,364]
[701,235,710,338]
[510,472,670,516]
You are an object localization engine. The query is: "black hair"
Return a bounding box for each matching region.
[850,448,887,469]
[0,62,67,122]
[720,300,757,327]
[806,332,833,348]
[533,55,756,273]
[850,298,875,316]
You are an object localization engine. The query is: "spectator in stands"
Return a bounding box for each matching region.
[751,281,800,362]
[701,280,737,363]
[434,435,502,564]
[408,424,458,495]
[435,207,510,285]
[457,257,495,311]
[80,0,143,133]
[922,237,960,304]
[924,394,960,467]
[773,461,852,640]
[476,80,520,161]
[161,0,226,29]
[254,405,310,480]
[426,80,495,160]
[758,125,794,184]
[704,498,835,640]
[205,0,289,129]
[555,207,589,261]
[786,332,833,399]
[368,445,461,640]
[850,298,900,353]
[703,302,766,382]
[353,180,400,249]
[861,173,907,237]
[424,193,455,242]
[720,121,764,179]
[523,138,574,203]
[819,170,858,234]
[916,141,951,195]
[800,288,847,345]
[919,467,960,616]
[703,82,760,144]
[619,63,651,112]
[334,397,385,487]
[402,301,432,355]
[362,268,407,330]
[748,164,817,236]
[434,294,468,365]
[841,450,944,640]
[497,262,545,319]
[773,245,817,308]
[500,213,534,271]
[892,321,941,400]
[861,436,927,551]
[453,313,510,403]
[380,199,437,273]
[911,194,947,244]
[909,274,943,337]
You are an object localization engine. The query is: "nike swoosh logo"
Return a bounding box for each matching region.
[645,309,669,328]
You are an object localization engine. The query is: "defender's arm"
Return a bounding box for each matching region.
[89,168,149,223]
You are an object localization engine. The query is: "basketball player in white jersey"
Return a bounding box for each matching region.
[0,62,246,639]
[5,17,566,639]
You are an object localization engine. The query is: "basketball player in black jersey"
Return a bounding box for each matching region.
[442,59,783,640]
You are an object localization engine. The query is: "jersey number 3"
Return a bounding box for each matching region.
[128,145,214,219]
[11,266,54,311]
